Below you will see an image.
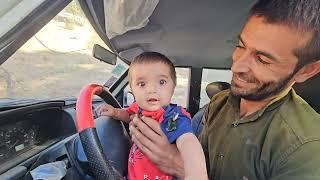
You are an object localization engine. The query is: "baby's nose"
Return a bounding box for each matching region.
[147,85,157,93]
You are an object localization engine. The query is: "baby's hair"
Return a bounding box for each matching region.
[128,52,177,85]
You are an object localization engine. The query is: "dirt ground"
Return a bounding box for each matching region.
[0,3,230,107]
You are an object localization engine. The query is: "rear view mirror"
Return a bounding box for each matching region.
[93,44,117,65]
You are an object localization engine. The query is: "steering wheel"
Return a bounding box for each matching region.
[76,84,129,180]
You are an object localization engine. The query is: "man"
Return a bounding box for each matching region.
[129,0,320,179]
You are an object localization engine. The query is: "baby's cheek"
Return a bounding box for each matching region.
[138,103,148,110]
[163,96,172,105]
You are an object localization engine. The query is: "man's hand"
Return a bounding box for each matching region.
[130,115,185,178]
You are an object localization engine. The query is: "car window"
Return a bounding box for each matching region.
[173,68,190,108]
[200,69,232,107]
[0,1,128,100]
[124,68,190,108]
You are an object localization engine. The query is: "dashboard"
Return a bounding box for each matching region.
[0,100,130,179]
[0,102,77,174]
[0,121,41,163]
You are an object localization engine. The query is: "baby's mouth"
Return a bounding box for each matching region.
[147,98,159,103]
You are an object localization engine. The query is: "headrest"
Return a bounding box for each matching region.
[206,81,230,99]
[204,76,319,113]
[293,75,320,113]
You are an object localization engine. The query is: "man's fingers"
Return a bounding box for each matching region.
[130,124,158,154]
[140,116,164,136]
[129,120,155,145]
[130,116,170,156]
[131,134,159,163]
[132,116,163,143]
[129,117,184,177]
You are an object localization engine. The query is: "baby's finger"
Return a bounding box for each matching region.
[100,110,112,116]
[95,104,106,113]
[95,105,101,112]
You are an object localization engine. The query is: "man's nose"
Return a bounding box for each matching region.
[231,50,253,73]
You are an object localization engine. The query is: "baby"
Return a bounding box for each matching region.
[96,52,207,180]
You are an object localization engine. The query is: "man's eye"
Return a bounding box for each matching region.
[137,82,145,87]
[160,79,166,85]
[256,56,271,65]
[235,44,245,49]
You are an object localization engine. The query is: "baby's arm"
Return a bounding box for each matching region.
[95,103,130,123]
[176,133,208,180]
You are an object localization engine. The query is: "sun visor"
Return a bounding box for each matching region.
[104,0,159,39]
[119,47,144,62]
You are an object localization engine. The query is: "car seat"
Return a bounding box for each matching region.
[191,82,230,137]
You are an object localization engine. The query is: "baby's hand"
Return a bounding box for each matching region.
[95,103,115,117]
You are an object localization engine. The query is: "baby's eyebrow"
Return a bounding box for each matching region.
[135,77,146,81]
[158,74,169,79]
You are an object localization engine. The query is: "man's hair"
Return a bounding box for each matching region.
[249,0,320,68]
[128,52,177,85]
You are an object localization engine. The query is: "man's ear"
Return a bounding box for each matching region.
[294,60,320,83]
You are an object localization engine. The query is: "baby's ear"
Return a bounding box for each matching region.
[294,60,320,83]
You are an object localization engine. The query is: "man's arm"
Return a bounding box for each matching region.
[271,141,320,180]
[176,133,208,180]
[130,115,185,178]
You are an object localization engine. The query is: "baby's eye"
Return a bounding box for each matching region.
[160,79,166,85]
[137,82,145,87]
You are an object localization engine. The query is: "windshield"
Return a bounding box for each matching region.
[0,1,128,102]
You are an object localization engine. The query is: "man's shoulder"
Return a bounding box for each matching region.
[278,90,320,127]
[208,89,230,106]
[205,89,231,124]
[274,90,320,143]
[262,91,320,168]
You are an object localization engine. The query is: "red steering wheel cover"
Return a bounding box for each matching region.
[76,84,103,133]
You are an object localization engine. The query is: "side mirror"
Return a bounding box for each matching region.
[93,44,117,65]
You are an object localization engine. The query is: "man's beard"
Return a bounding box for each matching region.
[230,70,296,101]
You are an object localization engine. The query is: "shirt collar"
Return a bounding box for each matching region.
[228,86,293,125]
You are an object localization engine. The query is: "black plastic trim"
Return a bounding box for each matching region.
[0,0,72,65]
[78,0,117,54]
[108,70,129,94]
[0,166,27,180]
[188,67,203,117]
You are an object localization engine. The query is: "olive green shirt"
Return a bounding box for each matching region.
[199,89,320,180]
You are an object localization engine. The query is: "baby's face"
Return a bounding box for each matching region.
[130,62,175,111]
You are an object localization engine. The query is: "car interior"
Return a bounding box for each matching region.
[0,0,319,179]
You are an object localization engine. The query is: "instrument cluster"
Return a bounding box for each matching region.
[0,120,41,163]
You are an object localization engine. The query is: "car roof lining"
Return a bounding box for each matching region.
[109,0,257,68]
